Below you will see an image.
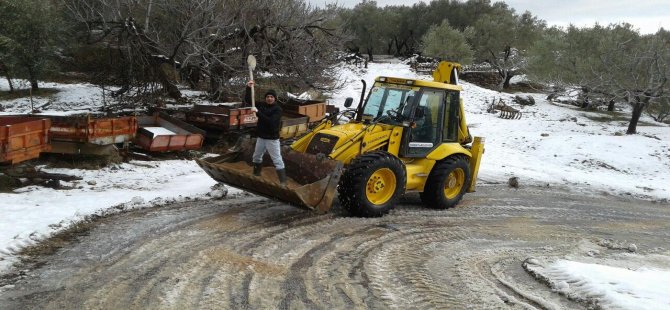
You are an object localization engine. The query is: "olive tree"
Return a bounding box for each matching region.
[421,20,473,64]
[465,6,545,89]
[340,0,385,61]
[647,96,670,123]
[0,0,62,90]
[528,24,669,134]
[0,38,17,92]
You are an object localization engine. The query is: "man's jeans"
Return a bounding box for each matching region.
[252,138,285,170]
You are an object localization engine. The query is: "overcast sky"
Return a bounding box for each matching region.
[309,0,669,34]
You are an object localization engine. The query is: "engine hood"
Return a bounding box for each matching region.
[305,122,390,155]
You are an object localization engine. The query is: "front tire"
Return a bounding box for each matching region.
[338,151,406,217]
[420,155,471,209]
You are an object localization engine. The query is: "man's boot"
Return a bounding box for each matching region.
[253,163,262,176]
[276,168,287,185]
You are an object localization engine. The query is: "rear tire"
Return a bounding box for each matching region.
[420,155,471,209]
[338,151,406,217]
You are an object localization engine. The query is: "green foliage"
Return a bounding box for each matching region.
[387,3,431,55]
[647,96,670,122]
[527,23,669,132]
[424,0,498,32]
[526,27,570,84]
[341,1,385,57]
[465,7,544,64]
[464,7,515,60]
[421,20,473,64]
[335,0,546,88]
[461,6,545,88]
[526,25,609,85]
[337,0,524,57]
[0,0,63,88]
[528,23,664,93]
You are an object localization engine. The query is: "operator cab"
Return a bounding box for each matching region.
[355,77,463,157]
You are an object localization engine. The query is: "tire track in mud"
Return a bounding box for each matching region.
[1,186,669,309]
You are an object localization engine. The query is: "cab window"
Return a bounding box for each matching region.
[362,86,416,125]
[443,92,460,142]
[410,90,444,144]
[406,89,444,156]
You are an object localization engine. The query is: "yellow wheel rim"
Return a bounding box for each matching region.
[443,168,465,199]
[366,168,396,205]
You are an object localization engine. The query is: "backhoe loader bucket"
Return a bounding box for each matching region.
[196,138,343,213]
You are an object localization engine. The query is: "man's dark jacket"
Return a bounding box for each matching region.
[245,86,282,139]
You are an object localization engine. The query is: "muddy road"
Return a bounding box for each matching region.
[1,185,669,309]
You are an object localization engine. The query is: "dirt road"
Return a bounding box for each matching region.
[1,185,669,309]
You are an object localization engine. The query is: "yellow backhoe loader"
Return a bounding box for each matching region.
[196,61,484,217]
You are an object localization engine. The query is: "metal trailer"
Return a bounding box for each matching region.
[43,114,137,156]
[0,116,51,164]
[134,112,206,152]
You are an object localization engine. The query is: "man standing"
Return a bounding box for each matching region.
[245,80,286,185]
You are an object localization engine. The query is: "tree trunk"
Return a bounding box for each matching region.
[5,76,14,92]
[502,72,513,89]
[580,87,590,109]
[209,63,225,102]
[394,37,406,56]
[144,0,153,32]
[112,47,132,97]
[184,65,201,89]
[626,100,645,134]
[157,63,182,100]
[366,48,374,62]
[607,99,615,112]
[0,61,14,92]
[27,67,39,90]
[497,70,513,89]
[581,97,590,109]
[393,37,400,56]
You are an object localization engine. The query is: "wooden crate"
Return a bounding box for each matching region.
[0,117,51,164]
[284,101,327,123]
[280,111,310,139]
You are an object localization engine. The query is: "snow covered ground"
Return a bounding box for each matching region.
[528,257,670,309]
[2,60,670,308]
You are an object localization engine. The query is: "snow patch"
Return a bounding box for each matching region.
[524,252,670,310]
[0,159,242,274]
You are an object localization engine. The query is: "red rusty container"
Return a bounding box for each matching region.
[134,112,205,152]
[186,104,257,130]
[0,117,51,164]
[47,114,137,145]
[236,108,258,128]
[38,114,138,155]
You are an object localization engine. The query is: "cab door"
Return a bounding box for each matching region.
[400,89,445,157]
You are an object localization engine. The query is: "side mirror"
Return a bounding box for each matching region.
[344,97,354,108]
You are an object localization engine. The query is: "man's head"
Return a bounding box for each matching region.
[264,90,277,104]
